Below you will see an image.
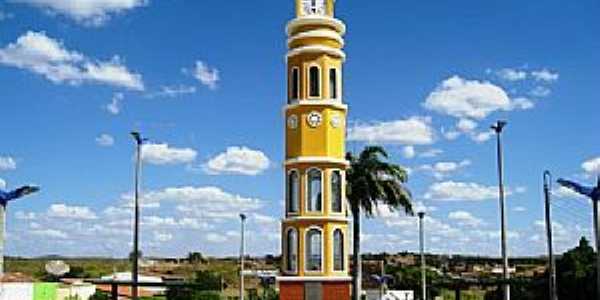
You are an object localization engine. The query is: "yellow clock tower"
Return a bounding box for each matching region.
[278,1,350,299]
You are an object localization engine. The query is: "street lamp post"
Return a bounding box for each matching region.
[418,212,426,300]
[131,131,145,300]
[491,120,510,300]
[240,213,247,300]
[543,171,558,300]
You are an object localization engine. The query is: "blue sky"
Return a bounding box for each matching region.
[0,0,598,258]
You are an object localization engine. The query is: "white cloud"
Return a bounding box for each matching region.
[95,133,114,147]
[105,93,123,115]
[141,143,197,165]
[418,149,443,158]
[529,86,551,98]
[0,178,5,189]
[205,147,270,176]
[348,116,436,145]
[12,0,147,26]
[423,76,531,120]
[142,186,263,212]
[0,31,144,90]
[15,211,37,220]
[582,157,600,175]
[0,156,16,171]
[206,233,227,243]
[448,211,485,227]
[47,203,98,220]
[496,68,527,81]
[424,181,501,201]
[456,118,478,132]
[30,228,68,239]
[153,232,173,242]
[442,129,461,140]
[513,206,527,212]
[142,216,210,230]
[420,160,471,179]
[146,85,197,99]
[193,61,219,90]
[471,131,494,143]
[531,69,559,82]
[402,146,416,159]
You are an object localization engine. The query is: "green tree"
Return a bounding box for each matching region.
[556,237,596,300]
[188,252,206,264]
[346,146,413,300]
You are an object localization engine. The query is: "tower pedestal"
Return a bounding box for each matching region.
[278,277,351,300]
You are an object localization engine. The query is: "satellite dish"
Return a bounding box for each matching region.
[45,260,70,277]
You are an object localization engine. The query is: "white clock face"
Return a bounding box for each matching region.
[302,0,326,16]
[307,111,323,128]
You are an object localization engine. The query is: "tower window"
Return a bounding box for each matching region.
[288,170,299,213]
[290,67,299,101]
[306,228,322,271]
[329,68,338,99]
[286,228,298,272]
[333,229,344,271]
[307,168,322,212]
[309,66,321,98]
[331,170,342,213]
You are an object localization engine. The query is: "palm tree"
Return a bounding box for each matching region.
[346,146,414,300]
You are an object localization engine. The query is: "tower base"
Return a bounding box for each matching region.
[277,277,351,300]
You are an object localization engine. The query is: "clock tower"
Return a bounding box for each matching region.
[278,0,351,300]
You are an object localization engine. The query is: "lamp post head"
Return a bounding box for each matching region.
[418,212,425,219]
[131,131,148,145]
[491,120,507,133]
[240,213,247,221]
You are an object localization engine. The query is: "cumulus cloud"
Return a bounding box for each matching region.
[0,178,5,189]
[0,31,144,90]
[206,233,228,243]
[424,181,500,201]
[47,203,98,219]
[95,133,114,147]
[448,210,485,227]
[105,93,123,115]
[0,156,17,171]
[142,186,263,212]
[553,185,588,199]
[418,149,443,158]
[141,143,197,165]
[12,0,148,26]
[529,86,551,98]
[193,61,219,90]
[205,147,270,176]
[582,157,600,175]
[531,69,559,82]
[423,76,531,120]
[15,211,37,220]
[153,232,173,242]
[496,68,527,81]
[420,160,471,179]
[348,116,435,145]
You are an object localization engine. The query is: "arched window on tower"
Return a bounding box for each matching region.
[329,68,338,99]
[333,229,344,271]
[290,67,299,102]
[331,170,342,213]
[309,66,321,98]
[286,228,298,272]
[306,228,322,271]
[288,170,299,213]
[307,168,322,212]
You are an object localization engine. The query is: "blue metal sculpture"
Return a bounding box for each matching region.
[0,185,40,206]
[557,177,600,201]
[557,176,600,298]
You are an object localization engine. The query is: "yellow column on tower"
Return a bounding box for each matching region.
[278,1,351,300]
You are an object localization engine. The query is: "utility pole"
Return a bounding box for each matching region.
[593,196,600,300]
[543,171,558,300]
[418,212,426,300]
[131,131,145,300]
[492,120,510,300]
[240,213,247,300]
